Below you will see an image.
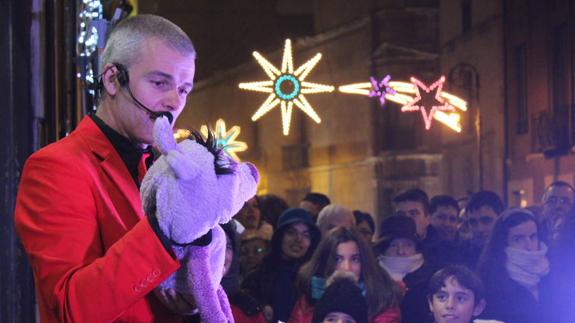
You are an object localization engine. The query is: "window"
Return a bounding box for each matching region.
[462,0,472,33]
[514,44,528,134]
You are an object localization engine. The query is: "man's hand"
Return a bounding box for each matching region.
[154,287,198,315]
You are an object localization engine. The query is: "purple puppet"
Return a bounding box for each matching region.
[141,116,259,322]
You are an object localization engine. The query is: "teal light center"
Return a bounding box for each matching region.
[274,74,300,100]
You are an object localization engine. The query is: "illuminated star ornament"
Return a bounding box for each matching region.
[368,75,396,106]
[396,76,467,132]
[339,75,468,132]
[200,119,247,161]
[239,39,335,135]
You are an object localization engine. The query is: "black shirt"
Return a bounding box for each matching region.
[89,114,211,249]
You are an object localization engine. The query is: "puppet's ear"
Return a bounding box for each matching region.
[154,116,177,155]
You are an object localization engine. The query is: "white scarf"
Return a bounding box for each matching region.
[505,242,550,289]
[378,253,424,281]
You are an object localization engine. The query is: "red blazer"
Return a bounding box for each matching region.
[15,117,182,322]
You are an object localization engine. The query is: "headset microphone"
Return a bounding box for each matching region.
[113,63,174,125]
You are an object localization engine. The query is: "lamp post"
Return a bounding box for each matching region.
[448,63,481,189]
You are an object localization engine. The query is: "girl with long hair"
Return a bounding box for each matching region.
[289,227,400,323]
[476,208,556,323]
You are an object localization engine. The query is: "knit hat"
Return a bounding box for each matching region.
[271,208,321,260]
[374,215,419,254]
[312,277,368,323]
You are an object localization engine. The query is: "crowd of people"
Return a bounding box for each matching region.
[13,13,575,323]
[223,183,575,323]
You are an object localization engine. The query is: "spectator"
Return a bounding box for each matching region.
[259,194,289,229]
[354,210,376,243]
[311,274,369,323]
[427,265,486,323]
[550,213,575,321]
[540,181,575,242]
[317,204,355,236]
[239,230,270,277]
[477,208,555,323]
[301,193,331,222]
[221,222,266,323]
[393,188,432,239]
[242,208,321,323]
[235,196,273,240]
[374,216,435,323]
[463,190,505,267]
[292,227,400,322]
[429,195,469,267]
[429,195,461,241]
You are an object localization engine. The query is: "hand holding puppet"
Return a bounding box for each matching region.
[141,116,259,322]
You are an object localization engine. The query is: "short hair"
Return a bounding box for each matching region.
[393,188,430,213]
[429,195,460,214]
[466,190,505,215]
[317,204,354,233]
[303,192,331,209]
[100,14,196,72]
[542,180,575,201]
[427,265,485,305]
[353,210,375,233]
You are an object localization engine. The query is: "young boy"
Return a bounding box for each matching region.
[427,265,487,323]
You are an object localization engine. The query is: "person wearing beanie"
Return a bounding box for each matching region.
[312,275,369,323]
[374,216,435,323]
[242,208,321,323]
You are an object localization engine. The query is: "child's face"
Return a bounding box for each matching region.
[322,312,356,323]
[428,276,485,323]
[335,241,362,279]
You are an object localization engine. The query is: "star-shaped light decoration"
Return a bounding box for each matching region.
[398,76,468,131]
[339,75,468,132]
[200,119,247,161]
[399,76,454,130]
[239,39,335,136]
[368,75,396,106]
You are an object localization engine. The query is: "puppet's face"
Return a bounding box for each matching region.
[141,116,259,244]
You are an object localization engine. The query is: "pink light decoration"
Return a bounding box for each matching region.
[400,76,454,130]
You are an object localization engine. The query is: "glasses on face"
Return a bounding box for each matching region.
[544,196,572,206]
[468,216,494,228]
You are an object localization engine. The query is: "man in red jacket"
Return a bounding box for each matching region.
[15,14,197,322]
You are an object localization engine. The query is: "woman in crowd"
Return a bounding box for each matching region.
[290,227,400,323]
[239,230,270,277]
[374,216,436,323]
[258,193,289,229]
[235,196,273,240]
[353,210,375,243]
[220,221,266,323]
[476,208,555,323]
[242,208,321,323]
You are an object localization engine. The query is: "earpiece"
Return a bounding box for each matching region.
[113,63,130,87]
